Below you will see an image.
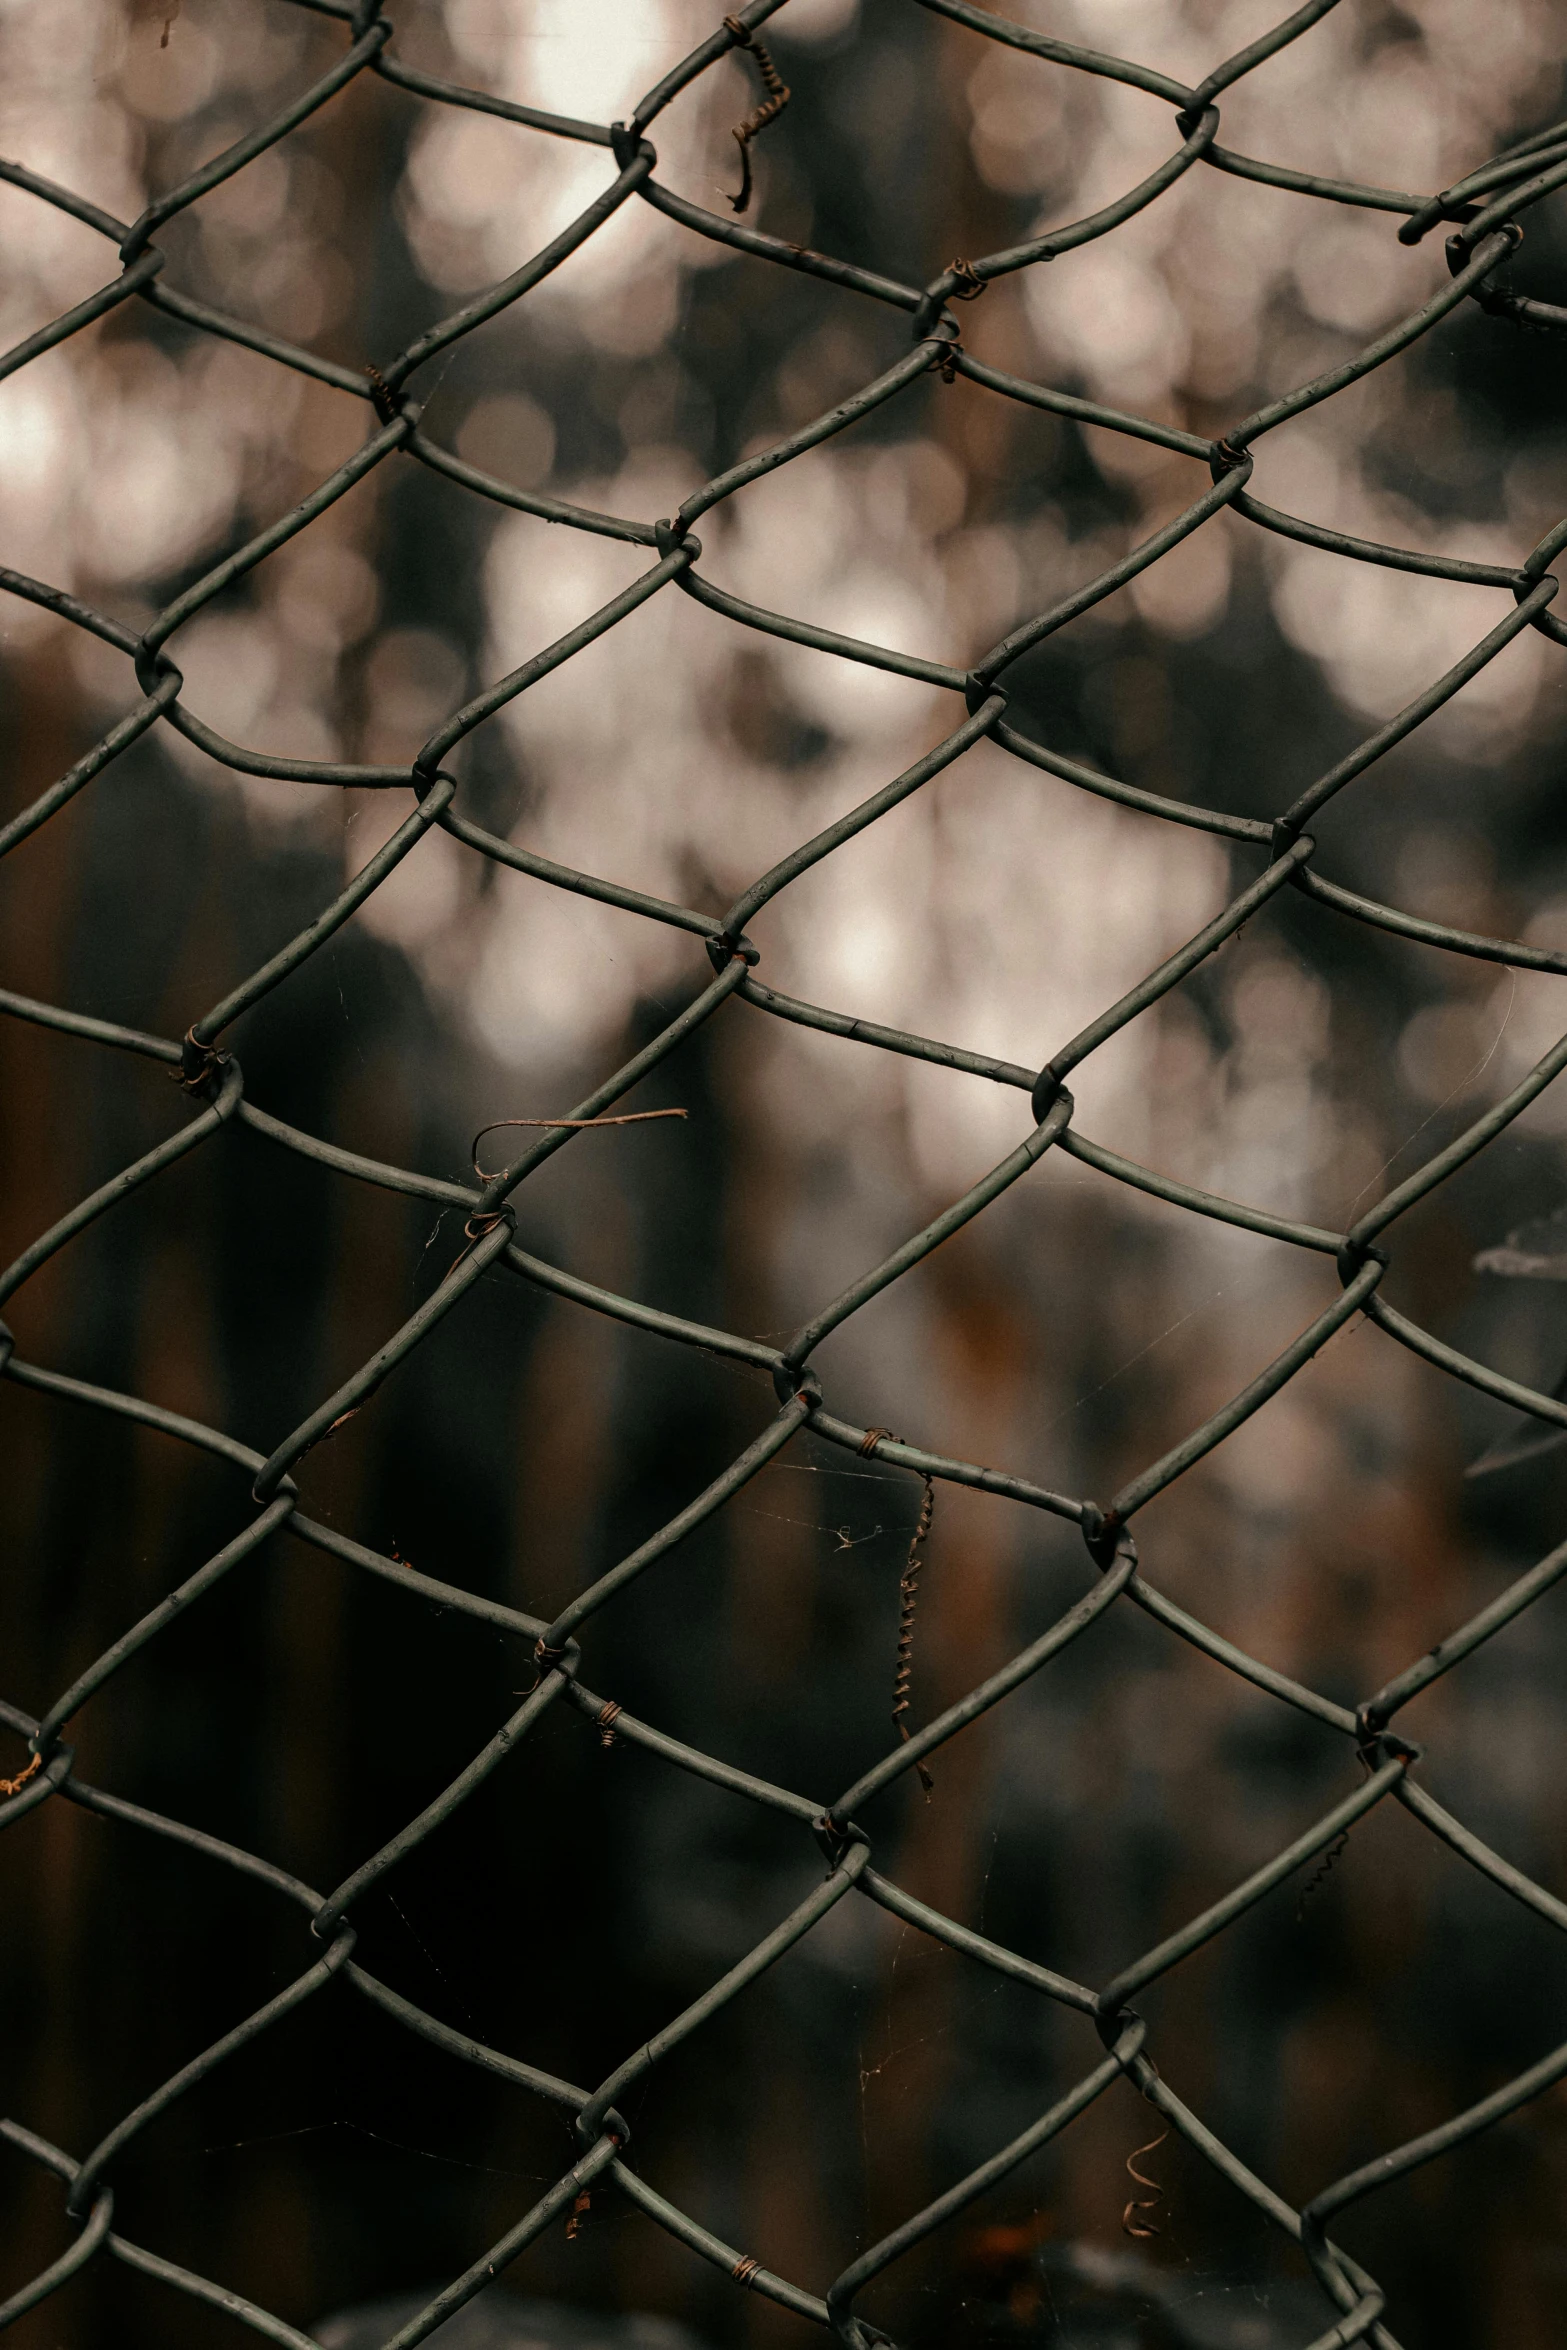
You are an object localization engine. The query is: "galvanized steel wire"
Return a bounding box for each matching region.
[6,2,1567,2343]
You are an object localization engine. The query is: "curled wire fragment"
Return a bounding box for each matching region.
[1296,1826,1350,1920]
[1121,2125,1168,2239]
[471,1108,687,1180]
[0,1751,41,1799]
[892,1474,936,1797]
[859,1429,938,1793]
[723,16,789,215]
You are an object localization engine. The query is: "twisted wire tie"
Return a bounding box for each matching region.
[723,16,790,215]
[564,2189,592,2241]
[948,256,986,300]
[460,1209,510,1244]
[597,1701,622,1749]
[732,2255,761,2287]
[363,361,398,422]
[171,1026,228,1094]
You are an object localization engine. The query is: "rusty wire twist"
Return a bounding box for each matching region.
[3,3,1567,2346]
[890,1476,936,1797]
[722,13,791,214]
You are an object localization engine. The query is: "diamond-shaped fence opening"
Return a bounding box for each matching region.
[5,3,1567,2346]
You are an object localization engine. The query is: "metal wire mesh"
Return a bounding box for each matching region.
[5,2,1567,2343]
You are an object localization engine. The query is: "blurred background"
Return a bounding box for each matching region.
[5,1,1567,2343]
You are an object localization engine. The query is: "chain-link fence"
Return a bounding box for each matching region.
[5,2,1567,2344]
